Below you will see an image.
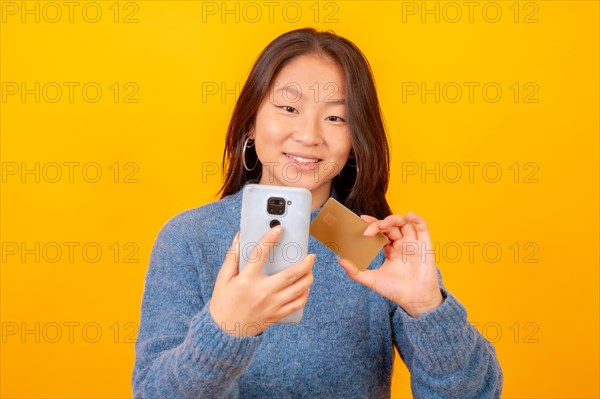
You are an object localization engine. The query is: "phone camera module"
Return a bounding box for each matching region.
[267,197,286,216]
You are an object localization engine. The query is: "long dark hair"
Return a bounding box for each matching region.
[218,28,392,219]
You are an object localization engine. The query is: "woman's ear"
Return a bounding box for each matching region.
[247,126,255,140]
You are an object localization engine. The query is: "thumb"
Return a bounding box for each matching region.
[337,258,376,291]
[215,232,240,286]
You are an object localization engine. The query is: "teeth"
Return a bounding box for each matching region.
[286,154,319,163]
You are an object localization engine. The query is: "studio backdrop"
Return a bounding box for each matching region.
[1,1,599,398]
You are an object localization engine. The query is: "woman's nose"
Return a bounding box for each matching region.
[292,118,323,146]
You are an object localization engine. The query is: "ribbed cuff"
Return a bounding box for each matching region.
[393,288,476,375]
[187,302,264,380]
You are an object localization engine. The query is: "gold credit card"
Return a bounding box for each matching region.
[310,198,389,271]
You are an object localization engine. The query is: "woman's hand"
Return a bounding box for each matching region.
[337,212,444,318]
[209,226,315,337]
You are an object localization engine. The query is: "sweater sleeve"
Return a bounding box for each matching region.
[132,217,264,399]
[391,270,503,399]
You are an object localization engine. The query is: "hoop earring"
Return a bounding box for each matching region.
[242,137,259,172]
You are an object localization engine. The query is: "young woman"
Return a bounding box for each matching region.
[133,28,503,398]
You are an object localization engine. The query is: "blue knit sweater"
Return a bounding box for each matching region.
[132,184,503,398]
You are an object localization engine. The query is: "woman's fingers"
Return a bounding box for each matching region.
[276,287,310,319]
[379,214,416,240]
[361,214,382,237]
[406,211,432,244]
[360,213,432,261]
[337,258,377,292]
[400,221,418,241]
[365,214,406,243]
[239,225,283,276]
[273,268,314,308]
[216,232,240,285]
[268,253,315,292]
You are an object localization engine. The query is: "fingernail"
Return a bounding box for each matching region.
[273,225,282,234]
[363,225,375,236]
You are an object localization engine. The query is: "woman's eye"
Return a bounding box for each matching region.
[326,116,346,122]
[276,105,299,114]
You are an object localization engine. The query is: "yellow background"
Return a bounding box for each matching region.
[1,1,598,398]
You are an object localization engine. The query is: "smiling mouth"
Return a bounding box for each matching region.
[284,153,322,164]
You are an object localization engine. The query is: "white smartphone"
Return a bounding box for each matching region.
[239,184,312,324]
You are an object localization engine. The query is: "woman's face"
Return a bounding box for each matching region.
[252,54,352,203]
